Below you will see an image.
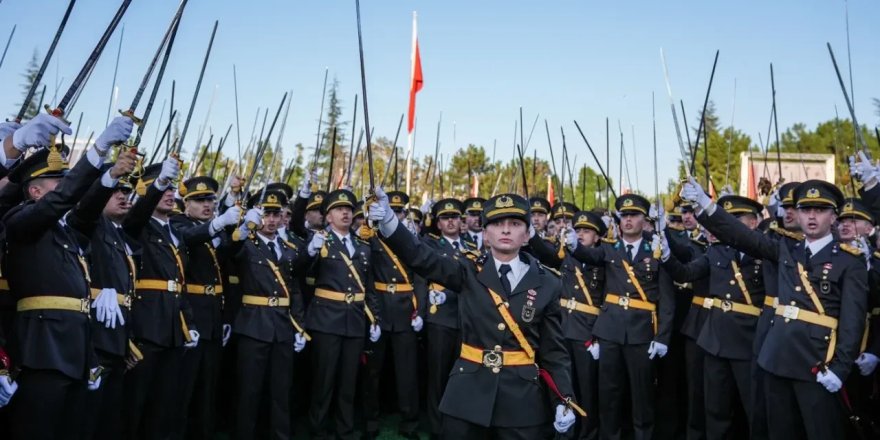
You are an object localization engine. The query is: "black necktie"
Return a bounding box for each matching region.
[626,244,634,262]
[452,241,460,251]
[499,264,512,295]
[342,237,351,257]
[267,241,278,262]
[805,246,812,267]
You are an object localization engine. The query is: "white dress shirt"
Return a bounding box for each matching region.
[256,232,282,260]
[493,256,529,292]
[152,216,179,247]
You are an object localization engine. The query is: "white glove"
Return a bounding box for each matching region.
[681,177,712,209]
[0,373,17,407]
[420,199,433,214]
[92,288,125,329]
[368,187,395,225]
[647,341,668,359]
[95,116,134,154]
[566,229,578,251]
[650,233,661,254]
[816,369,842,393]
[553,404,576,433]
[157,156,180,186]
[428,290,447,305]
[222,324,232,347]
[0,121,21,143]
[11,113,72,151]
[212,205,241,230]
[299,170,316,198]
[856,352,880,376]
[411,315,424,332]
[88,367,103,391]
[308,231,326,257]
[654,205,667,232]
[369,324,381,342]
[294,333,307,352]
[529,225,536,239]
[855,237,872,268]
[601,215,612,228]
[244,207,263,228]
[184,330,200,348]
[659,233,671,262]
[587,340,600,360]
[852,152,880,186]
[403,218,419,236]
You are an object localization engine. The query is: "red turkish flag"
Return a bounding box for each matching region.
[407,13,423,133]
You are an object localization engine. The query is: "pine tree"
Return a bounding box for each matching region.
[15,49,42,120]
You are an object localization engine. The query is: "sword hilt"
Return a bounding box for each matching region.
[45,104,70,125]
[119,109,143,125]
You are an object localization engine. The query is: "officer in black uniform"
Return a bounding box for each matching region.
[361,190,426,440]
[529,196,551,235]
[305,189,381,440]
[529,209,607,440]
[66,150,140,440]
[660,195,766,439]
[4,114,133,439]
[371,190,581,439]
[567,194,675,440]
[420,198,474,439]
[123,158,201,440]
[681,178,868,440]
[171,176,242,440]
[462,197,486,250]
[228,188,309,440]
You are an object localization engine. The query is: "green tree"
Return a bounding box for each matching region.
[15,50,42,120]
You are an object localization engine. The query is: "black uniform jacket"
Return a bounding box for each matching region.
[382,221,572,428]
[4,154,102,379]
[699,206,867,381]
[369,232,428,332]
[304,230,381,338]
[419,233,478,330]
[122,183,195,348]
[663,242,765,361]
[571,232,675,346]
[228,232,308,343]
[528,235,605,343]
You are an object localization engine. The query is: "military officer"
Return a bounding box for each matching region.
[228,188,309,440]
[305,189,381,440]
[371,190,580,439]
[170,176,242,440]
[4,115,133,439]
[529,196,551,235]
[528,209,607,440]
[462,197,486,250]
[420,198,475,438]
[361,190,426,440]
[682,178,868,440]
[122,158,201,440]
[566,194,675,440]
[660,195,766,439]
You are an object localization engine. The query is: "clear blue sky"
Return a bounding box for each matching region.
[1,0,878,192]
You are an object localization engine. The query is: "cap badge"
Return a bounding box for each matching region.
[806,188,820,199]
[496,196,514,208]
[196,182,208,191]
[266,194,278,204]
[622,199,634,207]
[723,201,733,210]
[339,193,349,201]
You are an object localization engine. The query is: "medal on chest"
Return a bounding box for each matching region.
[522,289,537,322]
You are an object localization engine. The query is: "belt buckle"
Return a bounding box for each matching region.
[268,297,279,307]
[702,297,714,309]
[388,283,396,294]
[167,280,178,292]
[345,293,354,304]
[618,296,630,309]
[720,300,733,313]
[80,298,90,314]
[205,285,215,296]
[482,345,504,374]
[565,298,577,311]
[123,294,132,309]
[782,305,800,321]
[773,297,780,309]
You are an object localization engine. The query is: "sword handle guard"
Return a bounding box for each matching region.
[44,104,70,125]
[119,109,143,125]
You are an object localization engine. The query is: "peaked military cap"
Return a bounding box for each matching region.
[839,198,874,223]
[387,191,409,210]
[353,200,365,219]
[778,181,801,208]
[717,195,764,217]
[432,198,463,218]
[248,188,288,211]
[9,145,70,185]
[322,189,356,214]
[267,182,294,200]
[667,205,683,222]
[529,197,551,214]
[180,176,218,201]
[135,163,169,196]
[464,197,486,214]
[793,180,843,211]
[481,193,529,227]
[306,190,327,211]
[615,194,650,216]
[551,201,579,220]
[573,210,607,236]
[407,208,424,224]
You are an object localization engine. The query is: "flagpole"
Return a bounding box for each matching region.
[405,10,419,196]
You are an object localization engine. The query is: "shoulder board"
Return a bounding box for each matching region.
[602,238,617,244]
[690,237,708,247]
[475,252,489,267]
[544,235,558,244]
[769,224,805,241]
[542,264,561,277]
[839,243,863,256]
[356,237,370,246]
[428,233,440,240]
[667,224,685,231]
[281,239,297,250]
[873,251,880,260]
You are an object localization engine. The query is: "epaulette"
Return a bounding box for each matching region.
[463,250,481,261]
[544,235,558,244]
[873,250,880,260]
[281,239,297,250]
[839,243,863,257]
[769,224,804,241]
[542,264,561,277]
[356,226,376,241]
[428,233,440,240]
[602,237,617,244]
[690,237,708,248]
[667,224,685,231]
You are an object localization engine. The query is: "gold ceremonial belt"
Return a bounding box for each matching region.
[90,288,132,309]
[560,297,600,316]
[763,295,778,310]
[774,305,837,329]
[241,295,289,307]
[18,296,89,314]
[460,343,533,374]
[706,297,760,317]
[373,282,414,294]
[186,284,223,296]
[605,293,656,312]
[315,288,365,304]
[136,279,182,293]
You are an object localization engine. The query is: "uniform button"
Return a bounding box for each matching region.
[729,280,735,285]
[459,367,464,372]
[790,301,796,306]
[498,323,506,331]
[63,244,68,249]
[824,336,830,341]
[795,287,801,292]
[626,279,632,284]
[725,294,731,299]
